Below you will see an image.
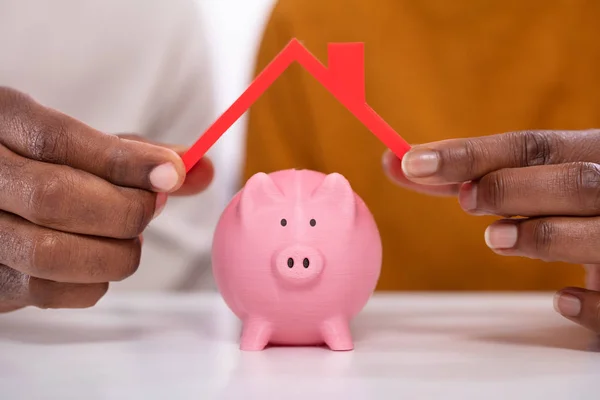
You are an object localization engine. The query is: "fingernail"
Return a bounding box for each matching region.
[154,193,168,218]
[484,223,518,249]
[401,149,439,177]
[554,293,581,317]
[150,162,179,192]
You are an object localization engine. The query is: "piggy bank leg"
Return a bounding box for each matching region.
[240,318,272,351]
[320,317,353,351]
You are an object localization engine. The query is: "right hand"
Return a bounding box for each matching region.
[0,87,205,312]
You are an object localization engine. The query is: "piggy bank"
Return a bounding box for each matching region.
[211,169,382,351]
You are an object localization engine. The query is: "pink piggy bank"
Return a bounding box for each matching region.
[211,169,382,351]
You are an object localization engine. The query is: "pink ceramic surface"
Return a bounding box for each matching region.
[211,169,382,351]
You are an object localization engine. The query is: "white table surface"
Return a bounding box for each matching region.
[0,292,598,400]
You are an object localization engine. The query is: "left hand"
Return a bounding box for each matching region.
[383,129,600,333]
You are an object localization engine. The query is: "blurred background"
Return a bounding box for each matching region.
[1,0,589,294]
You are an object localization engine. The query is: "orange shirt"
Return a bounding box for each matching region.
[242,0,600,291]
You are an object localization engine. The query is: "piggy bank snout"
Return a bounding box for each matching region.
[274,245,324,283]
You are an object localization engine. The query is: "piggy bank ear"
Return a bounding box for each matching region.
[239,172,284,218]
[310,173,356,221]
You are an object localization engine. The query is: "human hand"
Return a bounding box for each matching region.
[383,129,600,333]
[0,87,212,312]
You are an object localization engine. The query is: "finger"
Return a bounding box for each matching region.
[0,211,141,283]
[173,156,214,196]
[116,133,188,154]
[0,265,108,309]
[382,150,460,196]
[0,146,157,238]
[117,133,214,196]
[400,129,600,185]
[584,264,600,291]
[483,217,600,264]
[458,162,600,217]
[0,87,185,192]
[554,287,600,333]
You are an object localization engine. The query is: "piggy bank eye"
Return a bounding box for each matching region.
[280,218,287,227]
[309,219,316,227]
